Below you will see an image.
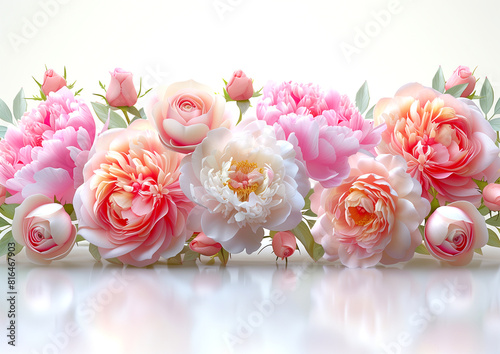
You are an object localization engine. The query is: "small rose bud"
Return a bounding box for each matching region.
[483,183,500,211]
[272,231,297,259]
[226,70,254,101]
[106,68,138,107]
[445,66,476,97]
[41,69,67,96]
[189,232,222,256]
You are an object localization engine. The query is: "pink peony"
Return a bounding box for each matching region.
[73,120,194,267]
[311,153,430,268]
[257,81,384,187]
[189,233,222,256]
[374,83,500,206]
[445,66,476,98]
[147,80,234,153]
[12,194,76,265]
[483,183,500,211]
[0,87,96,204]
[180,119,309,254]
[424,201,487,266]
[41,69,67,96]
[272,231,297,259]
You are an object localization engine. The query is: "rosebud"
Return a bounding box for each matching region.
[445,66,476,97]
[483,183,500,211]
[41,69,67,96]
[106,68,138,107]
[272,231,296,259]
[226,70,254,101]
[189,233,222,256]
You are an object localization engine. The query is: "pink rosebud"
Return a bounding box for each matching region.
[226,70,254,101]
[445,66,476,97]
[41,69,67,96]
[483,183,500,211]
[106,68,138,107]
[272,231,297,259]
[0,185,6,205]
[189,233,222,256]
[424,201,488,266]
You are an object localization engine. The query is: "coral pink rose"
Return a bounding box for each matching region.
[424,201,487,266]
[311,153,430,268]
[73,120,194,267]
[226,70,254,101]
[147,80,234,153]
[41,69,67,96]
[483,183,500,211]
[445,66,476,98]
[106,68,138,107]
[272,231,297,259]
[189,233,222,256]
[374,83,500,206]
[0,87,96,204]
[12,194,76,265]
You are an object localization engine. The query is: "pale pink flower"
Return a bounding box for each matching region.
[41,69,67,96]
[147,80,234,153]
[425,201,487,266]
[0,185,6,205]
[180,119,309,254]
[12,194,76,265]
[257,81,384,187]
[0,87,96,204]
[483,183,500,211]
[226,70,254,101]
[73,120,194,267]
[445,66,476,98]
[272,231,297,259]
[311,153,430,268]
[189,233,222,256]
[106,68,138,107]
[374,83,500,206]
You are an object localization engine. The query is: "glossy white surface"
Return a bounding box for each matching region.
[1,246,500,354]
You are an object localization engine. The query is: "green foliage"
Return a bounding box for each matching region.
[91,102,127,129]
[444,83,468,98]
[415,243,430,255]
[432,66,445,93]
[89,243,101,262]
[0,204,19,220]
[487,228,500,247]
[480,77,494,115]
[13,88,27,120]
[0,97,13,124]
[292,220,324,261]
[355,81,370,114]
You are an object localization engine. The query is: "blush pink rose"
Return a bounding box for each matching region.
[189,233,222,256]
[106,68,138,107]
[445,66,476,97]
[73,120,194,267]
[0,87,96,204]
[147,80,234,153]
[311,153,430,268]
[41,69,67,96]
[226,70,254,101]
[483,183,500,211]
[272,231,297,259]
[257,81,384,187]
[424,201,487,266]
[374,83,500,206]
[12,194,76,265]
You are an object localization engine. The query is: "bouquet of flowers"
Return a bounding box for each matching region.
[1,65,500,268]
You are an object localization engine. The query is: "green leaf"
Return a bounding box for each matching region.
[303,188,314,211]
[487,228,500,247]
[486,215,500,227]
[217,247,230,266]
[139,108,147,120]
[106,257,123,265]
[292,220,324,261]
[0,217,10,228]
[0,126,7,139]
[365,105,375,120]
[167,253,182,265]
[0,231,22,257]
[236,100,251,115]
[355,81,370,114]
[91,102,127,129]
[13,88,27,120]
[473,178,488,192]
[474,248,483,255]
[415,243,430,255]
[489,118,500,131]
[75,235,85,243]
[183,249,200,262]
[480,77,494,115]
[444,83,468,98]
[125,106,142,118]
[493,98,500,117]
[479,205,490,216]
[0,204,19,220]
[432,66,445,93]
[0,98,13,124]
[89,243,101,261]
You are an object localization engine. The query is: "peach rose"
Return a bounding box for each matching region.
[226,70,254,101]
[374,83,500,206]
[482,183,500,211]
[41,69,66,96]
[311,153,430,268]
[73,120,194,267]
[424,201,487,266]
[147,80,234,153]
[106,68,138,107]
[445,66,476,98]
[189,233,222,256]
[12,194,76,265]
[272,231,297,259]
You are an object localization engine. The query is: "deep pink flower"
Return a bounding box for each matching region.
[0,87,96,204]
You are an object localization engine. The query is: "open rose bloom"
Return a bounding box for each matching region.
[311,153,430,268]
[180,120,309,254]
[374,83,500,206]
[74,120,193,267]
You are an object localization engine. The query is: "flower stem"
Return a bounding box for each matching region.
[121,108,131,125]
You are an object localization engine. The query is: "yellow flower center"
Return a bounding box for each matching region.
[226,160,264,202]
[349,205,375,226]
